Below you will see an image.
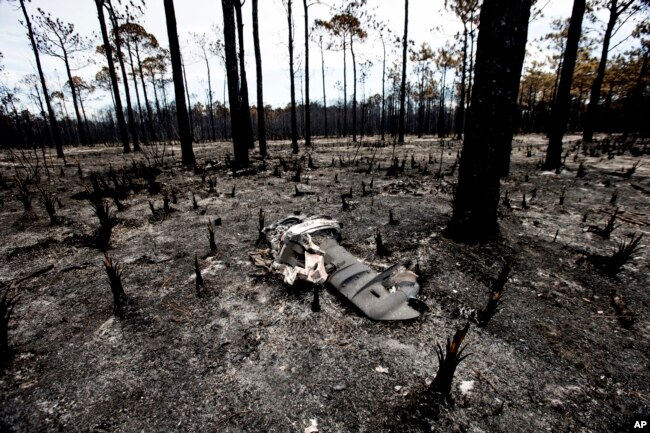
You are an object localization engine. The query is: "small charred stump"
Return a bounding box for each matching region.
[588,208,619,239]
[388,209,399,225]
[192,192,199,210]
[429,323,471,403]
[576,162,587,178]
[195,255,205,297]
[477,259,514,327]
[521,193,529,210]
[502,190,511,209]
[311,285,321,312]
[375,229,391,257]
[103,254,127,318]
[0,285,19,367]
[611,288,634,328]
[207,220,217,255]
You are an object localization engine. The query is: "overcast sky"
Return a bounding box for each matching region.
[0,0,640,117]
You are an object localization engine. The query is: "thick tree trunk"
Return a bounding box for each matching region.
[544,0,585,170]
[445,0,532,242]
[20,0,65,157]
[252,0,267,155]
[95,0,130,153]
[107,7,140,151]
[398,0,409,143]
[287,0,299,153]
[164,0,195,165]
[221,0,249,167]
[234,1,255,150]
[303,0,311,147]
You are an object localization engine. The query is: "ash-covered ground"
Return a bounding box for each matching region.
[0,134,648,432]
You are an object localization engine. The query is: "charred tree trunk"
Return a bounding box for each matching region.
[125,38,147,145]
[398,0,409,143]
[287,0,299,154]
[221,0,249,167]
[61,49,88,146]
[445,0,532,242]
[95,0,130,153]
[544,0,585,170]
[164,0,195,165]
[234,1,255,150]
[252,0,267,155]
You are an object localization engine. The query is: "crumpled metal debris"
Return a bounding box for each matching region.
[261,215,426,321]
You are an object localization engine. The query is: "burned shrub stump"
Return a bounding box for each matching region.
[429,323,471,403]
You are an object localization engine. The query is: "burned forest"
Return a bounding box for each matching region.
[1,0,649,431]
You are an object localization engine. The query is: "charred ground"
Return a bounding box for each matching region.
[0,134,648,432]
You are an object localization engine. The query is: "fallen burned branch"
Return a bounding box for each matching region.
[429,323,471,403]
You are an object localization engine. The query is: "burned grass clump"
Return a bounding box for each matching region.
[103,254,128,318]
[588,234,643,276]
[429,323,471,403]
[477,258,514,327]
[87,186,118,251]
[588,208,619,239]
[37,185,59,225]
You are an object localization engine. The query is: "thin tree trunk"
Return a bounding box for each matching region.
[60,49,87,146]
[343,39,347,137]
[221,0,249,167]
[446,0,532,241]
[203,49,217,142]
[454,23,468,139]
[320,36,328,138]
[164,0,195,165]
[583,0,630,143]
[107,6,140,151]
[381,38,386,142]
[95,0,130,153]
[21,0,65,157]
[135,44,156,140]
[287,0,299,153]
[303,0,311,147]
[544,0,585,170]
[125,38,147,145]
[398,0,409,143]
[351,35,357,143]
[252,0,267,155]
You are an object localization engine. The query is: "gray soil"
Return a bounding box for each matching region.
[0,134,648,432]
